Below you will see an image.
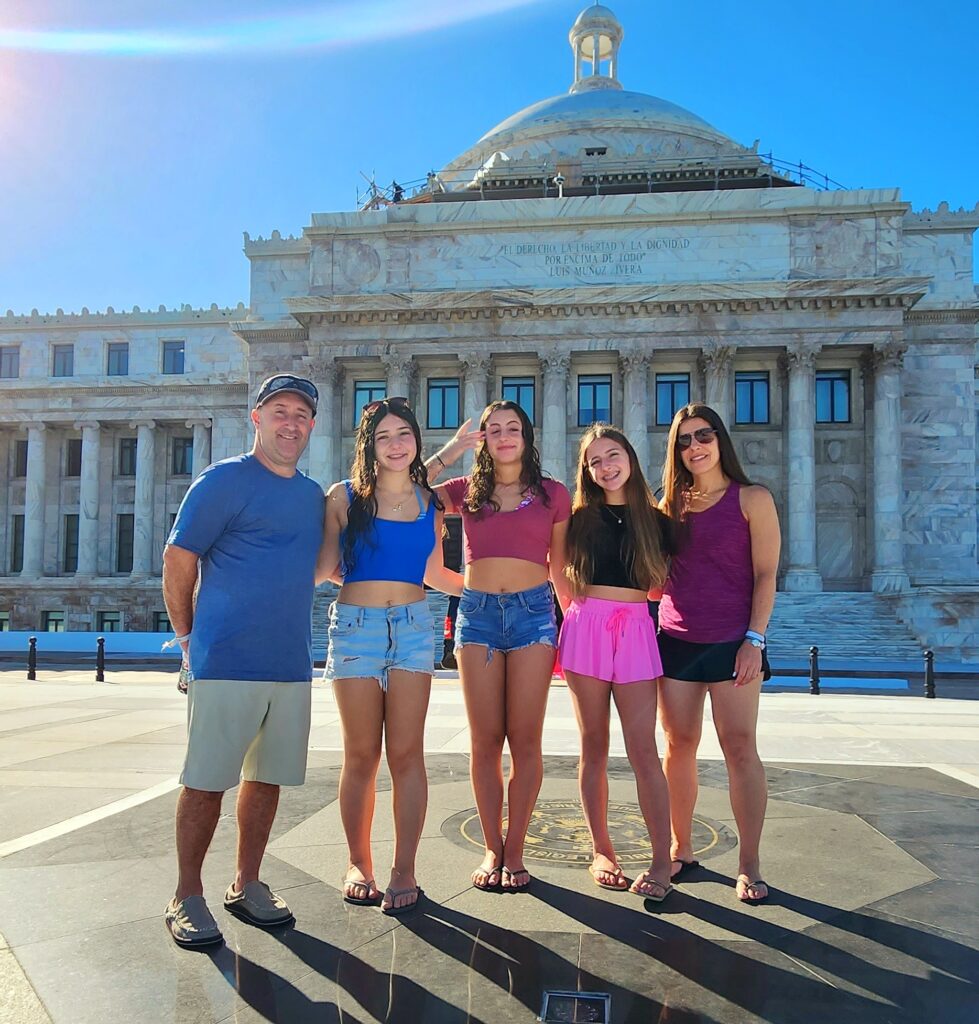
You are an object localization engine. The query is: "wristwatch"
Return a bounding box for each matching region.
[744,630,766,649]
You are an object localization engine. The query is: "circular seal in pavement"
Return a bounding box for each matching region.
[441,799,737,867]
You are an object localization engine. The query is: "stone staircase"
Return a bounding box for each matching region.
[766,593,923,664]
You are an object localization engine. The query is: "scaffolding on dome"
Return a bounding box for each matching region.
[355,153,847,207]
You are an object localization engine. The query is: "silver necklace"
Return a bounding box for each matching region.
[606,505,625,525]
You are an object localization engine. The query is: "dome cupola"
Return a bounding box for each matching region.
[569,4,624,94]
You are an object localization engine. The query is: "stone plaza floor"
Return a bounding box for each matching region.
[0,667,977,1023]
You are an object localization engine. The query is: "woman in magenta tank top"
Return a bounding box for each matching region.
[657,403,780,905]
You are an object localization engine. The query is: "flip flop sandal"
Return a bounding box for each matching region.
[342,877,380,906]
[472,867,502,891]
[381,885,422,916]
[589,864,629,891]
[630,873,673,902]
[501,867,531,891]
[670,859,701,881]
[736,878,769,905]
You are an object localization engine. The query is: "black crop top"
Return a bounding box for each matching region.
[589,505,673,590]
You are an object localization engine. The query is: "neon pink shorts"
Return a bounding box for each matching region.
[558,597,663,684]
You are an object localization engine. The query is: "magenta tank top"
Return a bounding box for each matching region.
[659,483,754,644]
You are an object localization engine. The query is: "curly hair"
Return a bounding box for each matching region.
[464,400,550,514]
[566,423,668,594]
[342,399,442,575]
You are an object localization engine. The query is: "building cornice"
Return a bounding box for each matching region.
[230,322,309,344]
[0,381,247,402]
[284,278,931,325]
[905,308,979,325]
[904,202,979,231]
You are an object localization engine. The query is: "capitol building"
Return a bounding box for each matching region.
[1,6,977,661]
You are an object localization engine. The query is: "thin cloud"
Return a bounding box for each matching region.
[0,0,549,56]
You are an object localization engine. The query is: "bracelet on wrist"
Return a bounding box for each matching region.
[434,452,446,469]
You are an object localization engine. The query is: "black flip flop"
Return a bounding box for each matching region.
[671,859,701,882]
[343,878,380,906]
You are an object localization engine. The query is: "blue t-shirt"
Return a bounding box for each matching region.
[168,454,324,682]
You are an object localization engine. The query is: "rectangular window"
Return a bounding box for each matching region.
[0,345,19,379]
[63,514,79,573]
[10,515,25,573]
[502,376,536,422]
[162,340,185,375]
[42,611,66,632]
[154,611,172,633]
[116,514,135,572]
[815,370,851,423]
[13,439,28,478]
[352,380,386,426]
[52,344,74,377]
[118,437,137,476]
[735,371,770,425]
[171,437,193,476]
[655,373,690,426]
[577,374,612,427]
[427,378,461,430]
[0,612,10,632]
[106,342,129,376]
[65,438,83,477]
[97,611,121,632]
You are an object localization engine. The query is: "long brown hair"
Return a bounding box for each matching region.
[566,423,667,594]
[464,400,550,513]
[343,399,441,574]
[660,403,752,525]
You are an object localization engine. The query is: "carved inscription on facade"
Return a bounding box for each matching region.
[499,237,692,278]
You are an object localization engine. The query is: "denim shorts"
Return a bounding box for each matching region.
[455,582,557,657]
[326,600,434,691]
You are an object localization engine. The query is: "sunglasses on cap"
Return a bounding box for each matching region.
[677,427,718,449]
[255,374,318,414]
[363,396,410,416]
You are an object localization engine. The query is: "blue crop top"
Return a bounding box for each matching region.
[340,481,436,585]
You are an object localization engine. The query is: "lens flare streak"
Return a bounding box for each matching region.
[0,0,546,56]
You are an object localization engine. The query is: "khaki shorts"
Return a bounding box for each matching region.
[180,678,312,792]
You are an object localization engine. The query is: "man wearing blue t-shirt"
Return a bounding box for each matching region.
[162,373,324,949]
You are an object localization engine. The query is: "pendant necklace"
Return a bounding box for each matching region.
[606,505,625,526]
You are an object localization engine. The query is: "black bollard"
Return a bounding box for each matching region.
[809,645,820,695]
[923,649,935,699]
[27,635,37,681]
[96,636,105,683]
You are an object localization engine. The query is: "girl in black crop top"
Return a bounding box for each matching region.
[559,423,674,901]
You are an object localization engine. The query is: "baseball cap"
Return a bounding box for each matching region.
[255,374,318,415]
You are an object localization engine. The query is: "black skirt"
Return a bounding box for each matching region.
[657,631,772,684]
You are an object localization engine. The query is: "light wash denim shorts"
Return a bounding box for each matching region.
[326,600,434,690]
[455,582,557,658]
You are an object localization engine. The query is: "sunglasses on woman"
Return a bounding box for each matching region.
[677,427,718,449]
[363,396,410,416]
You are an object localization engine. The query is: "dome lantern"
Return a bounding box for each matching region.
[569,4,624,94]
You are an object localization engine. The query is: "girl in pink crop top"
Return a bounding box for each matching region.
[427,400,571,893]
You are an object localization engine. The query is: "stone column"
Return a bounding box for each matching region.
[869,339,910,593]
[384,352,415,402]
[303,358,339,487]
[20,424,47,577]
[782,343,823,592]
[620,349,651,477]
[699,340,735,427]
[132,420,156,577]
[76,422,101,576]
[461,352,491,475]
[186,419,212,478]
[541,352,571,484]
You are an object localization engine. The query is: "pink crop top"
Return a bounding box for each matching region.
[441,477,571,567]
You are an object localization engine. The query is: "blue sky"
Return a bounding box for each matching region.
[1,0,976,315]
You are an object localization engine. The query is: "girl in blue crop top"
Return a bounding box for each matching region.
[316,398,463,916]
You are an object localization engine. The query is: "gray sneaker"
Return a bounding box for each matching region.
[223,881,294,927]
[165,895,223,949]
